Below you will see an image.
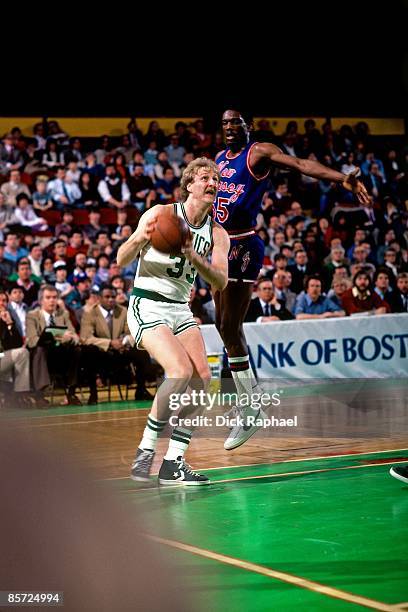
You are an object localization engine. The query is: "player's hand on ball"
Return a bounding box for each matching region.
[342,169,370,204]
[138,214,158,242]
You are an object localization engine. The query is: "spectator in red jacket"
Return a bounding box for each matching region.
[341,271,390,316]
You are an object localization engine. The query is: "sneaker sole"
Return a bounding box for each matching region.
[130,474,151,482]
[389,467,408,484]
[158,478,210,486]
[224,424,263,451]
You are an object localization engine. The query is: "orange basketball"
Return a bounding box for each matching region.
[150,206,191,256]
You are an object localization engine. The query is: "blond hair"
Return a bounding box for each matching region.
[180,157,220,202]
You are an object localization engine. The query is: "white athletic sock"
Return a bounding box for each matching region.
[139,414,167,451]
[228,355,258,411]
[164,427,193,461]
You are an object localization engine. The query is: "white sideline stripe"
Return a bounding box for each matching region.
[117,459,408,492]
[103,448,408,481]
[145,534,396,611]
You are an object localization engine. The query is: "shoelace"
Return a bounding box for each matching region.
[176,458,200,477]
[133,450,153,469]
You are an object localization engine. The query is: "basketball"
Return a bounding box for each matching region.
[150,206,191,255]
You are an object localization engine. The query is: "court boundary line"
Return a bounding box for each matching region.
[145,534,396,611]
[119,459,408,492]
[104,448,408,481]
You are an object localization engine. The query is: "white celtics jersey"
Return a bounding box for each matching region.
[134,202,213,302]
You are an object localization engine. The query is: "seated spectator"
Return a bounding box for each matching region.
[361,151,385,177]
[65,272,91,314]
[115,134,137,164]
[65,160,81,183]
[128,164,156,211]
[0,291,32,408]
[32,177,53,213]
[272,270,296,313]
[126,118,144,150]
[68,252,87,283]
[323,245,350,290]
[55,209,74,238]
[165,134,186,167]
[83,208,109,242]
[154,151,180,180]
[80,285,154,404]
[42,139,64,169]
[327,278,350,309]
[53,261,74,299]
[94,254,110,286]
[0,193,18,240]
[245,278,294,322]
[48,168,81,210]
[83,152,105,180]
[111,224,133,256]
[8,286,28,336]
[351,245,376,278]
[341,271,390,316]
[295,276,345,319]
[287,250,314,294]
[113,152,130,181]
[0,133,24,175]
[26,285,82,405]
[14,194,48,232]
[389,272,408,313]
[8,259,40,307]
[28,242,43,282]
[373,269,393,303]
[84,259,97,286]
[383,248,399,278]
[41,257,56,284]
[110,209,129,242]
[97,163,130,209]
[191,119,212,154]
[346,228,367,259]
[66,230,87,262]
[94,135,112,166]
[78,171,100,208]
[145,121,166,150]
[0,170,31,208]
[0,240,14,281]
[155,168,179,203]
[363,162,387,199]
[270,230,286,259]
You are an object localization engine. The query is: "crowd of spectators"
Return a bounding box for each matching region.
[0,117,407,407]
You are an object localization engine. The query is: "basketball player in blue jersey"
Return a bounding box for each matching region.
[214,109,370,450]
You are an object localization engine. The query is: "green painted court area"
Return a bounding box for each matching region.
[119,450,408,611]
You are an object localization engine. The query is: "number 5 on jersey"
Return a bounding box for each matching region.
[213,197,230,223]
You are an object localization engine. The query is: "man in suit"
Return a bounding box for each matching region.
[0,290,31,408]
[26,285,82,405]
[272,270,297,314]
[80,285,154,405]
[245,278,294,322]
[7,286,27,337]
[389,272,408,313]
[287,250,314,294]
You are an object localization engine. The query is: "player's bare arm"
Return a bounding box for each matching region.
[117,206,163,267]
[251,142,370,204]
[182,223,230,291]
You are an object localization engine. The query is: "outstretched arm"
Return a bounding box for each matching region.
[182,223,230,292]
[253,142,370,204]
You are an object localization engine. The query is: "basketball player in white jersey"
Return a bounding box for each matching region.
[118,158,230,485]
